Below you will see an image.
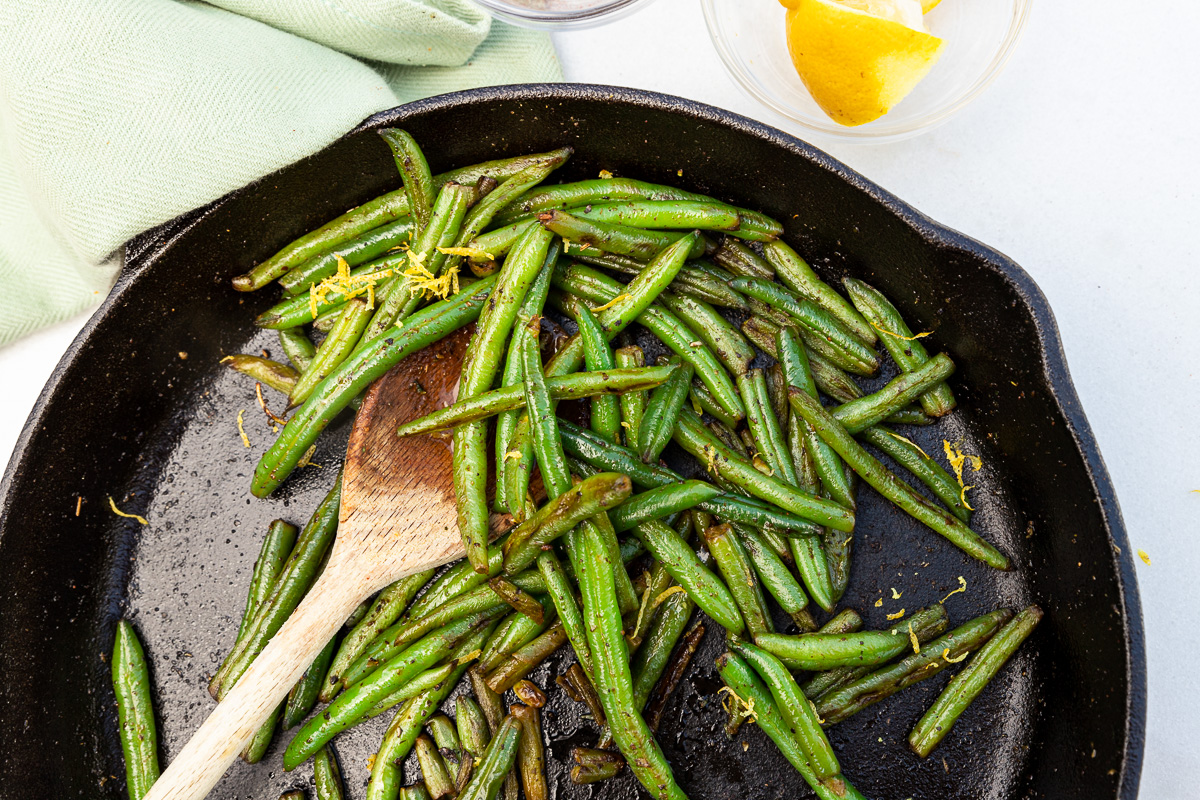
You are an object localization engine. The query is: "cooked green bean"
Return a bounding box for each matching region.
[323,570,434,702]
[113,621,159,800]
[570,199,740,231]
[660,292,756,377]
[313,745,344,800]
[690,378,741,428]
[638,356,694,463]
[254,258,399,331]
[543,209,701,261]
[223,354,298,394]
[457,716,522,800]
[484,620,569,694]
[278,328,316,372]
[278,218,414,294]
[467,220,535,264]
[288,297,373,407]
[238,521,299,646]
[608,481,722,532]
[572,304,621,443]
[703,523,774,639]
[711,236,775,280]
[252,274,498,496]
[615,346,647,450]
[789,388,1009,569]
[214,477,341,697]
[487,577,545,623]
[858,425,970,522]
[286,609,503,769]
[716,652,865,800]
[478,608,554,674]
[380,129,435,235]
[513,680,548,708]
[570,760,624,785]
[761,241,875,345]
[909,605,1041,756]
[502,417,536,522]
[416,735,456,799]
[734,524,814,629]
[568,249,747,310]
[739,369,798,485]
[832,353,955,434]
[629,589,695,711]
[673,408,855,532]
[457,693,491,761]
[510,704,547,800]
[632,519,745,636]
[642,621,705,734]
[845,277,956,416]
[818,609,1011,724]
[427,714,462,771]
[559,662,607,728]
[757,607,946,670]
[399,786,432,800]
[731,641,840,780]
[282,636,335,730]
[503,472,631,574]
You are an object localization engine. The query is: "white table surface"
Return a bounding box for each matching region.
[0,0,1194,796]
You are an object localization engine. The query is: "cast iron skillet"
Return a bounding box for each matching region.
[0,85,1144,800]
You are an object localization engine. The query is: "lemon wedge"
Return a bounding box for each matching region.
[780,0,945,127]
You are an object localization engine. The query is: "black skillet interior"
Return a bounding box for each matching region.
[0,85,1144,800]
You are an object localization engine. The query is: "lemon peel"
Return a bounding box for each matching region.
[652,586,687,609]
[237,409,251,448]
[306,255,396,320]
[591,294,631,313]
[108,496,147,526]
[886,608,906,620]
[437,246,494,261]
[943,440,981,510]
[872,321,933,341]
[718,686,758,724]
[908,620,920,654]
[940,576,967,603]
[886,430,929,458]
[1138,549,1151,566]
[943,648,967,664]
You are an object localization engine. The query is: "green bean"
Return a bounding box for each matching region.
[510,704,547,800]
[279,792,305,800]
[739,370,798,486]
[570,199,740,231]
[495,257,556,514]
[557,420,818,536]
[278,328,317,372]
[399,367,672,438]
[757,617,942,672]
[909,605,1041,756]
[702,523,773,638]
[279,218,414,294]
[416,735,456,799]
[458,716,522,800]
[457,694,492,759]
[629,589,695,712]
[502,417,536,522]
[711,237,775,280]
[223,354,298,394]
[832,353,955,434]
[399,786,432,800]
[788,389,1009,569]
[503,472,631,574]
[313,746,344,800]
[642,621,705,734]
[608,481,722,532]
[534,549,592,680]
[733,524,813,629]
[818,609,1011,724]
[487,577,545,623]
[498,177,782,241]
[467,220,536,265]
[543,209,701,261]
[559,662,608,728]
[859,425,970,522]
[255,258,399,330]
[659,292,756,377]
[282,635,336,730]
[570,760,625,785]
[761,241,875,345]
[638,356,694,463]
[707,420,749,459]
[632,519,744,636]
[323,570,434,702]
[844,277,957,416]
[576,526,687,800]
[686,379,739,429]
[478,607,553,674]
[615,346,646,450]
[674,408,855,532]
[380,129,435,235]
[287,609,502,769]
[715,652,865,800]
[238,521,299,645]
[484,620,568,693]
[288,297,373,406]
[458,226,556,568]
[427,714,462,771]
[570,249,749,310]
[214,476,341,696]
[573,304,621,443]
[112,621,159,800]
[730,641,839,780]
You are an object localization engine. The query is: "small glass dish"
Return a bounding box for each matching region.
[701,0,1032,143]
[476,0,660,30]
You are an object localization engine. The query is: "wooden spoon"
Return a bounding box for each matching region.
[145,324,492,800]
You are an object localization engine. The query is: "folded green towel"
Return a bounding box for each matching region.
[0,0,561,345]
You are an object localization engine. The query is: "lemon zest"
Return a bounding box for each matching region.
[457,648,482,665]
[940,576,967,603]
[504,450,523,463]
[108,496,147,526]
[874,598,883,608]
[886,608,906,620]
[751,455,774,476]
[306,256,396,320]
[908,621,920,654]
[717,686,758,724]
[872,322,932,341]
[437,246,494,261]
[599,169,614,179]
[886,430,929,458]
[891,587,902,599]
[591,294,631,313]
[943,440,981,511]
[700,443,719,476]
[237,409,251,448]
[297,444,319,469]
[403,253,459,301]
[810,700,825,724]
[942,648,968,664]
[652,585,686,610]
[1138,549,1151,566]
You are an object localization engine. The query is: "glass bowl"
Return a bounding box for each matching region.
[701,0,1032,143]
[476,0,660,30]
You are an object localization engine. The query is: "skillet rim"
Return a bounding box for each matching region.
[0,82,1145,799]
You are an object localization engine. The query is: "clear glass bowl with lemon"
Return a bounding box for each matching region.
[701,0,1031,142]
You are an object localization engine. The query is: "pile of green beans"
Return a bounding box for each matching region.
[125,129,1043,800]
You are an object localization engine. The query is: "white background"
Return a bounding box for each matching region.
[0,0,1195,796]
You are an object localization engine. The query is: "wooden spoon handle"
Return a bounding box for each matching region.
[143,570,365,800]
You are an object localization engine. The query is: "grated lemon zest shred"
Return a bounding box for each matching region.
[942,648,968,664]
[886,608,906,620]
[437,246,494,261]
[891,588,902,599]
[306,255,396,320]
[108,496,147,526]
[652,586,686,610]
[874,598,884,608]
[717,686,758,724]
[940,576,968,603]
[237,409,251,448]
[872,322,932,341]
[943,440,981,511]
[599,169,614,179]
[886,430,929,459]
[908,621,920,654]
[591,294,631,313]
[504,450,523,463]
[403,251,459,301]
[1138,549,1151,565]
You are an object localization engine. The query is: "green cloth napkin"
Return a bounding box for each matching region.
[0,0,561,345]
